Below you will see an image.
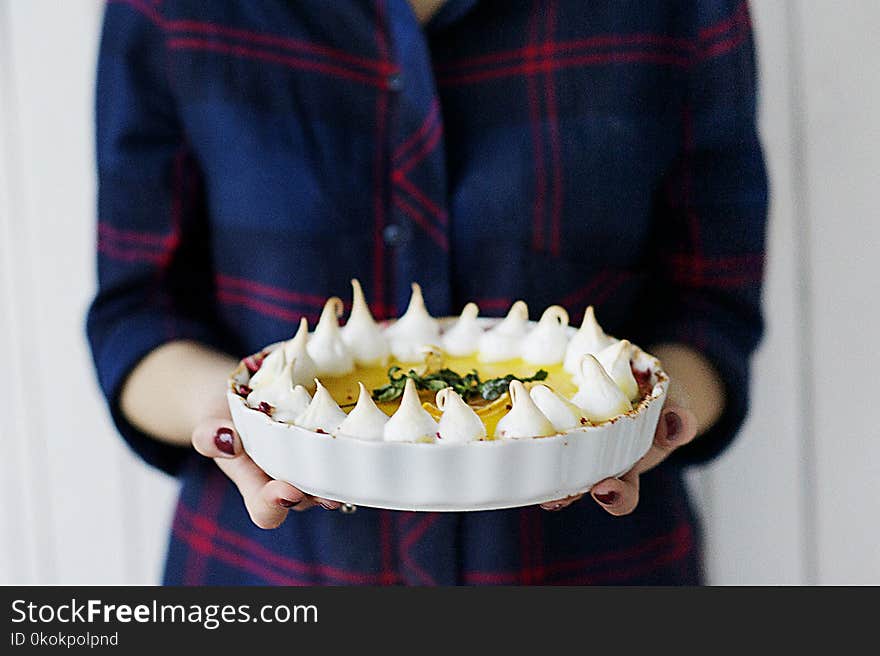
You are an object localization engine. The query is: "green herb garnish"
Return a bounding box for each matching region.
[372,365,548,404]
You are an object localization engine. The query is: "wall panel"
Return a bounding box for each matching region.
[2,0,178,585]
[797,0,880,584]
[0,0,54,585]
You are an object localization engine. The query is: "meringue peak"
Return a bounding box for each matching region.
[274,383,313,424]
[529,384,586,431]
[336,382,388,441]
[307,297,355,376]
[294,379,348,433]
[282,317,318,392]
[596,339,639,401]
[247,344,287,389]
[441,302,482,357]
[563,305,618,374]
[283,317,308,359]
[385,282,441,363]
[403,282,428,316]
[341,279,390,366]
[247,347,287,402]
[478,300,529,363]
[494,380,556,439]
[436,387,486,443]
[383,378,439,443]
[247,353,314,423]
[498,300,529,328]
[521,305,570,365]
[571,354,632,423]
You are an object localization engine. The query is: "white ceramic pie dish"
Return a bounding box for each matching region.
[227,320,668,512]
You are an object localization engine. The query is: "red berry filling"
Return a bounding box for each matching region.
[631,364,654,400]
[244,352,266,375]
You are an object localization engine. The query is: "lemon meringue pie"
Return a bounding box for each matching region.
[231,279,661,443]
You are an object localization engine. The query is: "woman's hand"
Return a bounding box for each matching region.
[191,409,342,528]
[120,340,342,529]
[539,342,722,515]
[539,402,698,514]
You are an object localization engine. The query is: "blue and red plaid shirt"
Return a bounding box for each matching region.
[87,0,767,585]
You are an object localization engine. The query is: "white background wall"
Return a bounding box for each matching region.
[1,1,877,585]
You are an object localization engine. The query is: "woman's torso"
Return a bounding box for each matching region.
[160,0,700,585]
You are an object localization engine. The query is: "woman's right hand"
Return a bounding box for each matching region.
[119,340,341,528]
[191,410,342,528]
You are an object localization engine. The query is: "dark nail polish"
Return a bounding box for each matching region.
[214,427,235,455]
[595,491,619,505]
[278,498,300,508]
[664,412,682,442]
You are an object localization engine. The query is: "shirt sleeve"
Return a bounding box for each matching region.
[631,1,769,465]
[86,2,231,475]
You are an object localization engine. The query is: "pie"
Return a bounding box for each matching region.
[230,280,661,443]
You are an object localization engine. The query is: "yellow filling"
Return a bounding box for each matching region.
[321,356,576,438]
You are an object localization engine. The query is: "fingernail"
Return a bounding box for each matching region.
[594,491,619,505]
[664,411,682,442]
[278,498,300,508]
[214,427,235,455]
[320,502,338,511]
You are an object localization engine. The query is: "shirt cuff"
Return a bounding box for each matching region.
[89,312,226,476]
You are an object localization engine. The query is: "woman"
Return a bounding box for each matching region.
[88,0,766,585]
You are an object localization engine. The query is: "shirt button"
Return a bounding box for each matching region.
[387,73,402,91]
[383,223,403,246]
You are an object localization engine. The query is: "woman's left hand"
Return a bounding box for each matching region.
[538,402,698,514]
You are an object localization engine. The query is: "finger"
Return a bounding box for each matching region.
[632,405,698,475]
[655,405,698,449]
[261,479,309,513]
[214,454,296,529]
[290,496,341,512]
[192,418,242,459]
[291,497,319,512]
[591,469,639,516]
[192,418,334,516]
[313,497,343,511]
[289,496,341,512]
[540,493,584,511]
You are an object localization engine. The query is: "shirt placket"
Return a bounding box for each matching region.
[382,0,452,318]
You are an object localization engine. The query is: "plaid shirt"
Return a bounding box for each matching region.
[87,0,767,585]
